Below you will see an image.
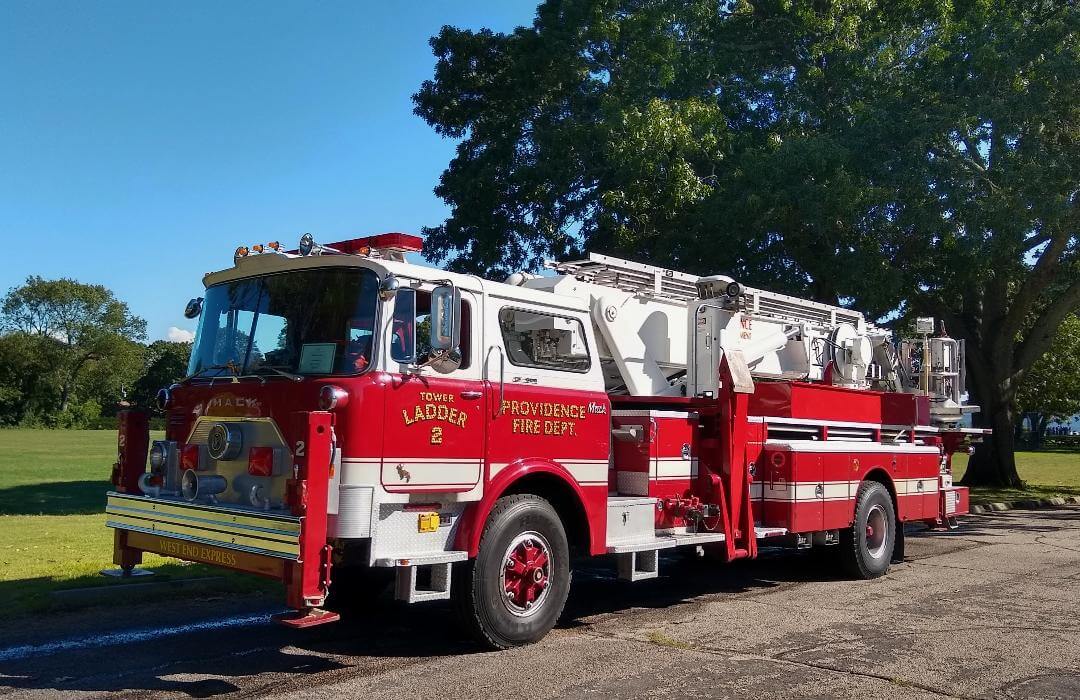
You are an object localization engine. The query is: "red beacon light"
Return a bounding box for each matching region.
[328,233,424,255]
[180,443,202,471]
[248,446,275,477]
[325,233,424,257]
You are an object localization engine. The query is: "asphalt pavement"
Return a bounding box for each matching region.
[2,506,1079,699]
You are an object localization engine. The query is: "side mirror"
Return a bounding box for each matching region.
[379,274,400,301]
[184,297,203,319]
[429,284,462,374]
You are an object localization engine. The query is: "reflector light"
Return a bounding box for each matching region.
[181,443,201,471]
[248,446,274,477]
[251,244,265,254]
[234,246,249,261]
[267,241,281,251]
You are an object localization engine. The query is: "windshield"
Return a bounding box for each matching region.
[187,267,379,378]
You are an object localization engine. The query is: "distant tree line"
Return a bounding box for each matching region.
[0,276,191,428]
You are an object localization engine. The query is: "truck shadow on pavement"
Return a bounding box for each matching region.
[0,549,853,698]
[906,507,1080,540]
[14,508,1077,697]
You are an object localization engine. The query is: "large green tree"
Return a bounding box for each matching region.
[1015,314,1080,449]
[130,340,192,410]
[415,0,1079,486]
[0,276,147,421]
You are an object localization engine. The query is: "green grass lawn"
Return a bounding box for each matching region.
[952,450,1080,504]
[0,429,278,618]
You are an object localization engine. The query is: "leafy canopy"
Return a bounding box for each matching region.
[0,276,147,425]
[416,0,1079,486]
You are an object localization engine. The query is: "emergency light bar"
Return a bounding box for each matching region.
[280,232,424,260]
[325,233,424,255]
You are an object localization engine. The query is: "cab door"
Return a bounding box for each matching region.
[381,284,486,497]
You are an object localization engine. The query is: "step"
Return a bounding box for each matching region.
[606,530,727,554]
[373,550,468,568]
[755,526,789,539]
[394,561,454,603]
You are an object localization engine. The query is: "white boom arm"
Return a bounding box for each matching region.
[516,253,969,426]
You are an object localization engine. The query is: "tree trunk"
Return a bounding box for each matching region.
[960,339,1024,488]
[964,401,1024,487]
[1033,414,1049,451]
[59,382,72,414]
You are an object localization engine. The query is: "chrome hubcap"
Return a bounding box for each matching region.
[865,503,889,559]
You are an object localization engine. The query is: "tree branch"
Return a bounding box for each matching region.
[1003,201,1079,337]
[1015,277,1080,373]
[1001,226,1072,337]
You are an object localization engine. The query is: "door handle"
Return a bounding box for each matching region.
[485,345,506,417]
[460,390,483,400]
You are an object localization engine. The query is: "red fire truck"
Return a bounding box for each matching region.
[106,233,985,648]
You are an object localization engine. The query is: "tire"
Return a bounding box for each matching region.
[452,494,571,649]
[839,480,896,579]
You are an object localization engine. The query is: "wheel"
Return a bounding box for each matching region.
[839,480,896,579]
[453,494,571,649]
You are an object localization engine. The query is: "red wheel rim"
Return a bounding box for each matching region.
[500,531,552,617]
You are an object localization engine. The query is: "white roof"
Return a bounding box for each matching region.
[201,251,591,314]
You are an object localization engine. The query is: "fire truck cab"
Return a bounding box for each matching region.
[106,233,984,649]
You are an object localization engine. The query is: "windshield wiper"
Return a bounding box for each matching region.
[245,365,304,382]
[180,362,240,385]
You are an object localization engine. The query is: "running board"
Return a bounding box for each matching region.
[609,532,727,582]
[755,526,789,539]
[607,531,727,554]
[373,550,468,567]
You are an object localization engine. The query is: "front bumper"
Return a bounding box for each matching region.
[106,492,301,576]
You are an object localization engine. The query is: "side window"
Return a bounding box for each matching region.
[390,289,417,363]
[391,289,472,371]
[498,308,590,372]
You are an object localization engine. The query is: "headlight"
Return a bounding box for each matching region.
[149,441,169,471]
[207,423,243,461]
[319,385,349,411]
[155,387,171,411]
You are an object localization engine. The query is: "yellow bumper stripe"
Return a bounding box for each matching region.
[105,493,302,560]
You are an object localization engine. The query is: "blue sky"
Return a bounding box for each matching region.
[0,1,539,342]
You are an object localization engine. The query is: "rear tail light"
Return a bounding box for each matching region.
[180,443,201,471]
[248,446,274,477]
